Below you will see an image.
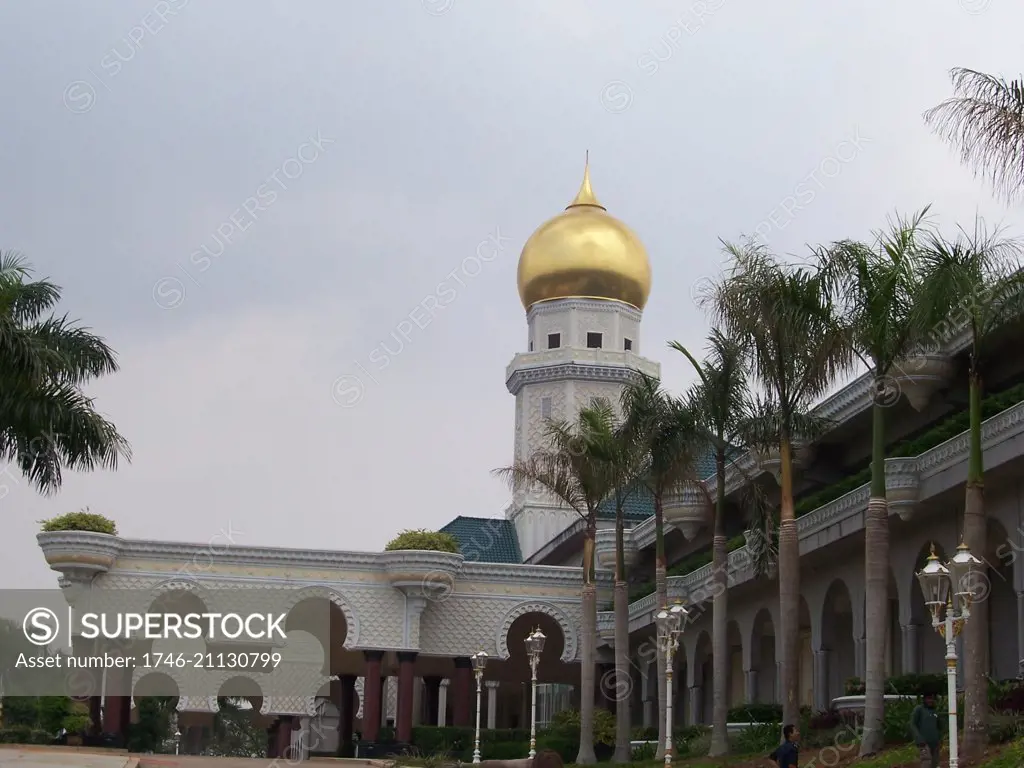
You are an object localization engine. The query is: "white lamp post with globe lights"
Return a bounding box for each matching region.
[655,601,688,768]
[915,541,982,768]
[525,627,546,758]
[471,651,489,764]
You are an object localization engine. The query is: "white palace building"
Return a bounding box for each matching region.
[35,164,1024,758]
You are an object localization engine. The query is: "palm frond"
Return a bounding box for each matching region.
[924,67,1024,202]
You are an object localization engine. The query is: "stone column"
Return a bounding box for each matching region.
[641,665,654,728]
[854,638,866,680]
[438,679,449,726]
[397,652,417,743]
[744,669,758,704]
[687,686,701,726]
[338,675,357,757]
[453,657,473,727]
[901,624,919,675]
[486,681,499,729]
[1017,592,1024,678]
[776,661,783,704]
[813,651,829,712]
[423,676,442,727]
[362,651,385,742]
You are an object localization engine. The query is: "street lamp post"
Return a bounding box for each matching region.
[655,601,688,768]
[525,627,546,758]
[915,541,981,768]
[471,651,489,765]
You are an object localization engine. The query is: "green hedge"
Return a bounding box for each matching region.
[410,726,529,759]
[630,383,1024,603]
[0,726,54,744]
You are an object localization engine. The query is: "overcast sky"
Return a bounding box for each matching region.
[0,0,1021,589]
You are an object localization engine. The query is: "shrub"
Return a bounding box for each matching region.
[384,529,459,553]
[39,509,116,535]
[845,677,865,695]
[733,722,780,754]
[550,707,616,746]
[881,698,917,744]
[0,725,34,744]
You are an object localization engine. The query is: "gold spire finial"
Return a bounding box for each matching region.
[567,152,605,210]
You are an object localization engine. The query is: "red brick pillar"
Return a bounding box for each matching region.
[362,651,385,741]
[275,717,296,759]
[267,722,279,758]
[396,652,417,743]
[337,674,357,756]
[453,657,473,727]
[88,696,102,734]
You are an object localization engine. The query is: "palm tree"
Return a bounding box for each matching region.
[820,209,934,757]
[670,329,760,756]
[0,252,130,491]
[620,376,701,761]
[702,242,851,727]
[587,399,647,763]
[924,68,1024,203]
[493,403,617,765]
[916,222,1024,759]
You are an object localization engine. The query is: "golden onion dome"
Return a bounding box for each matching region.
[517,159,651,311]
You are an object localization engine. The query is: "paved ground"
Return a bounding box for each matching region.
[0,749,383,768]
[0,746,135,768]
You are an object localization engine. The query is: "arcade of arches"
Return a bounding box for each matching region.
[100,601,582,757]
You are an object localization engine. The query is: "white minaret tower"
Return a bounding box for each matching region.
[506,159,660,561]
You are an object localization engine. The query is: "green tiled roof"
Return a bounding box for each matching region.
[440,516,522,564]
[596,448,718,521]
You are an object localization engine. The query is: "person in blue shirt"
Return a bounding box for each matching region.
[769,724,799,767]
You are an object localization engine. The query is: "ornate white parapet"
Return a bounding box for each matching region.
[663,485,710,540]
[891,354,954,411]
[594,527,637,570]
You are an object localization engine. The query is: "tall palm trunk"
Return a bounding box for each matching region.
[613,498,632,763]
[577,516,598,765]
[861,399,889,756]
[777,437,801,727]
[962,368,988,759]
[654,494,668,760]
[709,449,730,756]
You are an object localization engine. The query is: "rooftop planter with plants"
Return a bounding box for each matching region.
[380,529,464,593]
[628,384,1024,603]
[37,509,121,576]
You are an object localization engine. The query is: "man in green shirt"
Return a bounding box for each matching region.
[910,693,942,768]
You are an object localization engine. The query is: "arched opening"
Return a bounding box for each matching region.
[212,676,272,758]
[821,579,855,705]
[130,672,180,753]
[502,610,571,731]
[751,608,776,703]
